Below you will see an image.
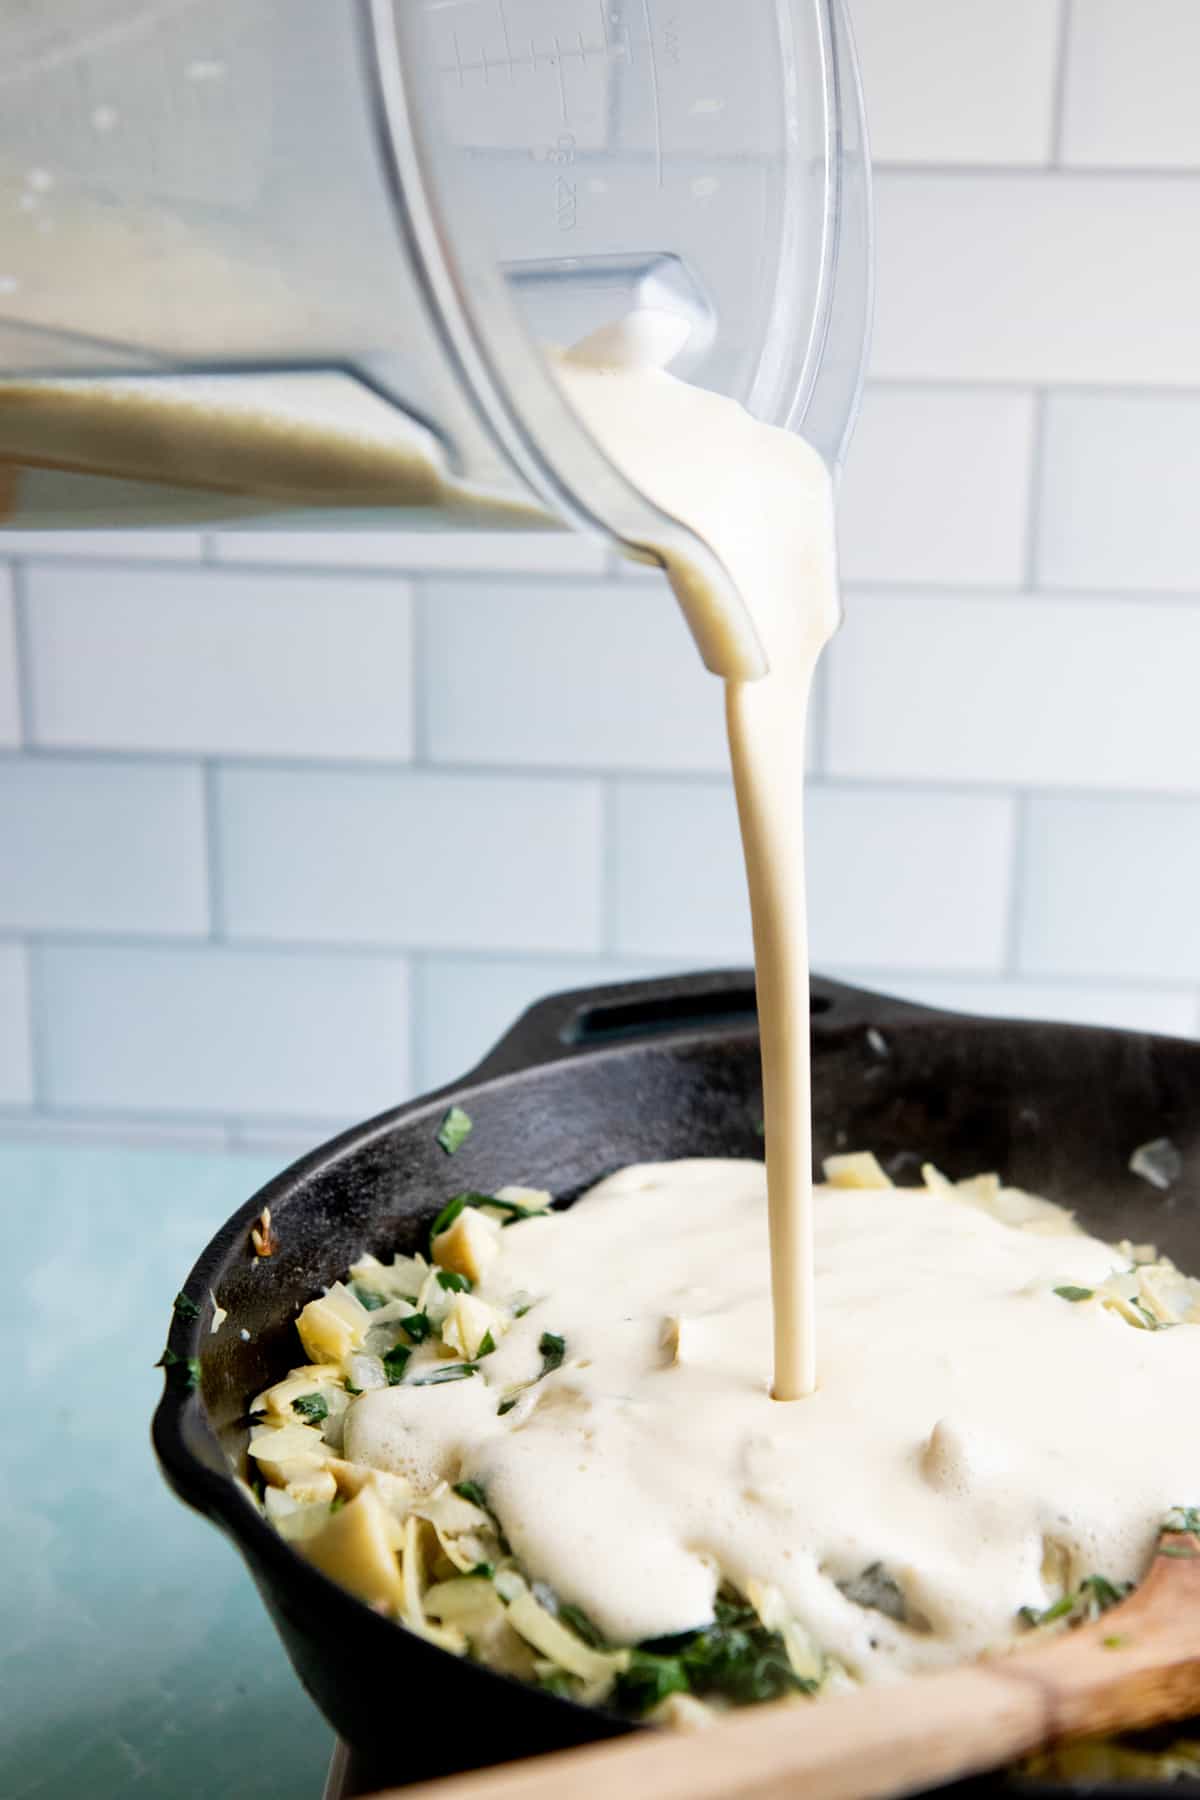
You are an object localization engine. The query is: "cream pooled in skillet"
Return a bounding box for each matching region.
[345,1160,1200,1676]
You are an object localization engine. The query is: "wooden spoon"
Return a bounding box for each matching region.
[381,1528,1200,1800]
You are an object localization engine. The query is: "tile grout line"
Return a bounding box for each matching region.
[1002,791,1032,975]
[1049,0,1075,168]
[1022,389,1050,590]
[410,579,430,765]
[600,778,621,953]
[8,561,36,747]
[22,939,52,1112]
[407,950,426,1096]
[202,762,227,940]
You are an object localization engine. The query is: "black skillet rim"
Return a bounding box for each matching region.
[151,969,1198,1792]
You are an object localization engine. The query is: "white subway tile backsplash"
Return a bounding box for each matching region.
[1037,393,1200,592]
[827,592,1200,792]
[847,971,1198,1040]
[611,778,1014,971]
[0,757,208,935]
[218,765,604,953]
[0,573,18,747]
[839,387,1035,587]
[0,944,33,1106]
[39,944,411,1117]
[1019,793,1200,982]
[25,565,413,760]
[1062,1,1200,169]
[872,174,1200,385]
[413,954,672,1092]
[613,781,750,959]
[853,0,1059,165]
[422,581,726,772]
[213,529,607,575]
[808,787,1016,970]
[0,531,204,560]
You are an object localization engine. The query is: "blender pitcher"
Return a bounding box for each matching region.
[0,0,871,678]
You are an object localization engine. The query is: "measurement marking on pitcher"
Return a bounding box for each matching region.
[496,0,516,82]
[552,35,570,123]
[638,0,665,186]
[450,27,466,86]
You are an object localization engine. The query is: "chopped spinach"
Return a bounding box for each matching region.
[430,1190,547,1251]
[410,1363,478,1386]
[539,1332,566,1376]
[173,1291,201,1321]
[400,1312,433,1344]
[156,1347,202,1392]
[558,1602,607,1649]
[351,1283,388,1312]
[614,1592,813,1718]
[477,1330,497,1358]
[1054,1285,1094,1303]
[536,1668,580,1701]
[837,1561,910,1625]
[382,1343,411,1385]
[291,1393,329,1425]
[437,1270,472,1293]
[1018,1573,1132,1630]
[453,1480,490,1511]
[437,1106,473,1156]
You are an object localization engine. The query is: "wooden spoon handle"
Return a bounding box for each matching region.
[379,1538,1200,1800]
[388,1661,1046,1800]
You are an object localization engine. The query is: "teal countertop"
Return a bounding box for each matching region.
[1,1145,334,1800]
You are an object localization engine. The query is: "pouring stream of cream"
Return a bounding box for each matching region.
[558,317,840,1397]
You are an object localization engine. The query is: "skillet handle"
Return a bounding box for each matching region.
[470,968,936,1080]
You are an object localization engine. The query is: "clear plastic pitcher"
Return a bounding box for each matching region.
[0,0,871,670]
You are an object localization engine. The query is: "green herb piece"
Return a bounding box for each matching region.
[429,1190,547,1251]
[453,1480,490,1510]
[1018,1574,1132,1631]
[539,1331,566,1377]
[616,1591,816,1718]
[497,1397,518,1417]
[437,1106,473,1155]
[382,1343,411,1385]
[1130,1298,1175,1332]
[156,1347,202,1392]
[477,1330,497,1358]
[614,1649,690,1714]
[837,1562,910,1625]
[1102,1634,1128,1650]
[410,1363,478,1386]
[437,1270,472,1293]
[291,1393,329,1425]
[558,1602,607,1649]
[513,1301,533,1319]
[350,1283,387,1312]
[536,1668,580,1701]
[1164,1506,1200,1534]
[1159,1542,1199,1559]
[329,1495,346,1515]
[1054,1285,1094,1303]
[173,1291,201,1321]
[467,1562,495,1580]
[1017,1597,1072,1629]
[344,1382,362,1397]
[400,1312,432,1344]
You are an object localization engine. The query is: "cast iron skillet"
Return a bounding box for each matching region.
[153,970,1200,1794]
